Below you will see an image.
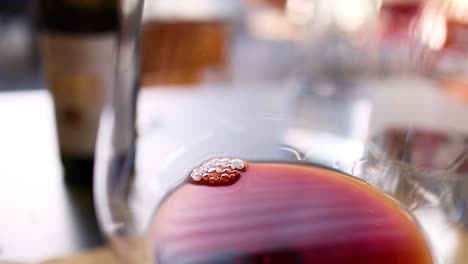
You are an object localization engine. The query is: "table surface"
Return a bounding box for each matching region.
[0,90,103,263]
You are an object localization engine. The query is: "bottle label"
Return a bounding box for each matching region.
[40,32,117,156]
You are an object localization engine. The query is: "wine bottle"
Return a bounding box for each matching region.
[38,0,119,186]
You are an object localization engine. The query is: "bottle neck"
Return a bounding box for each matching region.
[38,0,119,33]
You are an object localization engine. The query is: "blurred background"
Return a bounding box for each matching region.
[0,0,43,92]
[0,0,468,263]
[0,1,104,262]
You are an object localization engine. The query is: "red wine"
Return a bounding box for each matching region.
[381,1,422,17]
[147,159,433,264]
[380,0,422,38]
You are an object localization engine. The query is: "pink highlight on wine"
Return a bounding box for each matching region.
[150,162,433,264]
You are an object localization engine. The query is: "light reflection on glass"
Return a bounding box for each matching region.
[414,3,448,50]
[286,0,315,25]
[334,0,378,33]
[247,10,295,41]
[442,0,468,23]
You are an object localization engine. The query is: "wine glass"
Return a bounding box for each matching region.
[95,0,468,263]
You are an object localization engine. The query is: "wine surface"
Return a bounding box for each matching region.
[148,159,433,264]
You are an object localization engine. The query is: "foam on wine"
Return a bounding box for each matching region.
[147,159,433,264]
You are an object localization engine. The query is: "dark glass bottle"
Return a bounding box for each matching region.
[38,0,119,186]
